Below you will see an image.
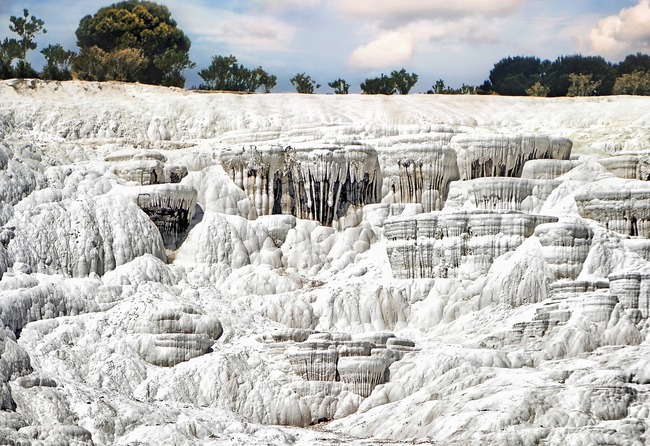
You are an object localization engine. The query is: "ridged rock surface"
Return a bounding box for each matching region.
[220,144,381,228]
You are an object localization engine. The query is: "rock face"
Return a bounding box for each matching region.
[6,194,166,277]
[127,184,198,249]
[385,211,557,279]
[535,220,594,281]
[609,271,650,320]
[453,134,572,180]
[380,145,460,212]
[1,81,650,446]
[268,330,414,424]
[220,144,381,228]
[576,180,650,237]
[106,150,188,185]
[599,153,650,180]
[133,305,223,367]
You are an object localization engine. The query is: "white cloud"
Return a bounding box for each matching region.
[588,0,650,58]
[335,0,522,26]
[166,1,295,52]
[348,32,415,69]
[252,0,321,12]
[404,18,500,45]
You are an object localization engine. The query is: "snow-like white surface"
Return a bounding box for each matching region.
[0,80,649,446]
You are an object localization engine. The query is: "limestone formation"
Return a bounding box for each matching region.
[521,159,581,180]
[452,134,572,180]
[535,220,594,281]
[337,356,388,397]
[6,194,166,277]
[121,184,198,248]
[599,153,650,180]
[134,306,223,367]
[106,150,188,185]
[385,211,557,279]
[287,344,339,382]
[1,80,650,446]
[447,177,560,213]
[609,271,650,320]
[380,146,459,212]
[220,144,381,228]
[576,180,650,237]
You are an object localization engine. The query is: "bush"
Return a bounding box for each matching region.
[613,71,650,95]
[566,73,601,97]
[526,81,549,97]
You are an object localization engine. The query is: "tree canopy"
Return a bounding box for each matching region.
[41,44,75,80]
[290,73,320,93]
[197,54,276,92]
[328,78,350,94]
[360,69,418,95]
[74,1,193,87]
[544,54,616,96]
[617,53,650,75]
[0,9,45,78]
[488,56,547,96]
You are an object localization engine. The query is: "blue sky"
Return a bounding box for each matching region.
[1,0,649,92]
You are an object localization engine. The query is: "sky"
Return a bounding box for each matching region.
[1,0,649,92]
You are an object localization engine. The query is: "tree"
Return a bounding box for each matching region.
[487,56,548,96]
[290,72,320,93]
[3,9,46,78]
[197,55,276,92]
[544,54,616,96]
[613,71,650,95]
[360,74,395,94]
[9,9,46,64]
[361,69,418,95]
[328,78,350,94]
[255,68,277,93]
[74,1,193,87]
[428,79,449,94]
[391,68,418,94]
[41,44,76,80]
[73,46,147,82]
[0,38,21,79]
[427,79,480,95]
[616,53,650,75]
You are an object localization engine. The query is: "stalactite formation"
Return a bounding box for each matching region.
[381,147,460,212]
[453,134,572,180]
[220,144,381,227]
[125,184,198,249]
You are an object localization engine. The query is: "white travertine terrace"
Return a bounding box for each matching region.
[385,211,557,279]
[0,80,649,446]
[599,152,650,180]
[575,179,650,237]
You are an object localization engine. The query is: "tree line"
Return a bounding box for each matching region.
[1,2,650,96]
